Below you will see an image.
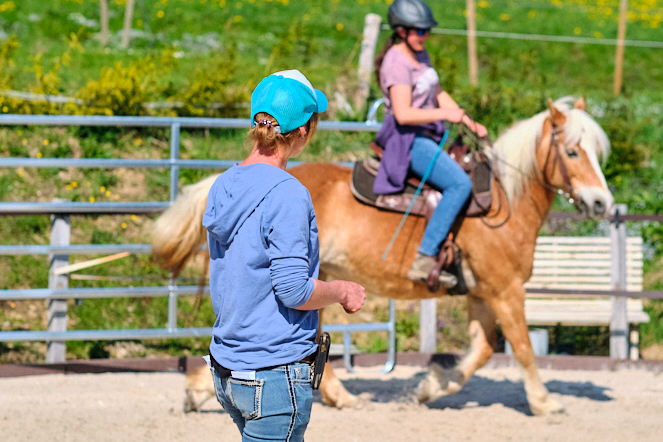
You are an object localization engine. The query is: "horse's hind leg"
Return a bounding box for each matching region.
[418,295,497,402]
[317,307,357,409]
[490,284,564,416]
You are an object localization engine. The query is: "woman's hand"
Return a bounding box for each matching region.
[337,281,366,314]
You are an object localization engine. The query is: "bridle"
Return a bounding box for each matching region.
[541,123,582,212]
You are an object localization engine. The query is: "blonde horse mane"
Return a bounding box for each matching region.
[151,173,220,276]
[492,97,610,204]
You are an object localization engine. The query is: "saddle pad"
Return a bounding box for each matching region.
[350,160,439,217]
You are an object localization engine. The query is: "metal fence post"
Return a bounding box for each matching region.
[168,123,181,330]
[169,123,181,202]
[610,204,628,359]
[420,298,437,353]
[46,208,70,363]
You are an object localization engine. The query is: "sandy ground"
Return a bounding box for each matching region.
[1,365,662,442]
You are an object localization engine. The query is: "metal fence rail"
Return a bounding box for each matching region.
[0,113,394,373]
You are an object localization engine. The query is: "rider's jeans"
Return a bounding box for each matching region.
[409,136,472,257]
[212,362,313,442]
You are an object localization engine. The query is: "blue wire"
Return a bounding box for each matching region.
[382,130,450,261]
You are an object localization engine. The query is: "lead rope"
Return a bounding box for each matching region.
[382,130,450,261]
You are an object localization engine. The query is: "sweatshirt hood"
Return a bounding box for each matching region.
[203,163,294,245]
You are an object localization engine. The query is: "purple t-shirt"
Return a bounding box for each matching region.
[380,47,439,114]
[373,47,444,194]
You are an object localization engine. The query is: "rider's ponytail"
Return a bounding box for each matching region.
[374,32,400,86]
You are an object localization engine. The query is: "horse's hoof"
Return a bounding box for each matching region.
[334,391,358,409]
[530,397,566,416]
[417,373,446,403]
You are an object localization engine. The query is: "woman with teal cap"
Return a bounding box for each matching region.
[203,69,365,441]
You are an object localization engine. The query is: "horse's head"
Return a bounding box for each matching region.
[537,98,613,219]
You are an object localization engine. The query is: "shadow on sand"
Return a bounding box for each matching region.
[314,370,613,416]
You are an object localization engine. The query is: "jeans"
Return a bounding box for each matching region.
[212,362,313,442]
[409,136,472,257]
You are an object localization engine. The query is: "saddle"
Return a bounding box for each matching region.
[350,137,493,294]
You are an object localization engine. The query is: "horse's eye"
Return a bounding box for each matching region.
[565,148,579,158]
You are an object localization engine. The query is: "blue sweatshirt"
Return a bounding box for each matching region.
[203,163,319,371]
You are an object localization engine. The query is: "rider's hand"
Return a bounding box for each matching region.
[462,115,488,138]
[337,280,366,314]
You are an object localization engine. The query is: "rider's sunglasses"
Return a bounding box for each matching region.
[416,28,430,36]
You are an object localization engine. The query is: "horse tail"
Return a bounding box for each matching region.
[151,173,219,277]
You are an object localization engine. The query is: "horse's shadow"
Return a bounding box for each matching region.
[315,370,613,416]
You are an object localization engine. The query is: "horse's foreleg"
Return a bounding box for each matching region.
[490,285,565,416]
[418,295,496,402]
[317,307,357,408]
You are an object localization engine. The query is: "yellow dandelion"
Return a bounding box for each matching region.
[16,130,21,135]
[105,191,111,197]
[36,152,42,158]
[121,222,128,229]
[100,186,106,192]
[131,215,137,221]
[594,31,602,38]
[499,13,510,21]
[233,15,242,22]
[43,139,49,146]
[137,19,143,27]
[22,138,27,145]
[478,1,489,8]
[89,197,96,203]
[72,181,78,187]
[528,10,536,18]
[66,185,72,190]
[157,10,165,18]
[304,13,310,20]
[114,194,120,200]
[336,23,344,31]
[574,27,581,34]
[17,170,23,178]
[2,106,7,113]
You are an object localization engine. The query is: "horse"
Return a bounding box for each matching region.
[152,97,612,416]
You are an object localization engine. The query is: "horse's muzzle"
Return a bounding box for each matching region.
[577,187,613,219]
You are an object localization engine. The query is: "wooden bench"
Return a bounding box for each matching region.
[524,236,650,358]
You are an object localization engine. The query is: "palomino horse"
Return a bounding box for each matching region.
[152,98,612,416]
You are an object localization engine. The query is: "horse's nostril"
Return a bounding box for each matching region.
[594,200,605,215]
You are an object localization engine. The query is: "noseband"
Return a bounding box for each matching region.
[542,124,582,211]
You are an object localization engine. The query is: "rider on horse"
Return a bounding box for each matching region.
[373,0,488,286]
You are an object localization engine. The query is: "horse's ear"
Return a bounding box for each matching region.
[574,97,586,111]
[547,98,566,127]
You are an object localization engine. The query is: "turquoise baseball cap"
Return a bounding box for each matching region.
[250,69,328,134]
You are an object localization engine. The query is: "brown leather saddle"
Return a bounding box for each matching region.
[350,137,493,294]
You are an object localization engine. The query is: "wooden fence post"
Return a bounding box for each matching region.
[356,13,382,113]
[100,0,109,47]
[610,204,628,359]
[466,0,479,86]
[613,0,629,95]
[121,0,136,49]
[46,209,70,364]
[420,298,437,353]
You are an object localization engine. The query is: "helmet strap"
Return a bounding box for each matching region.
[404,28,424,54]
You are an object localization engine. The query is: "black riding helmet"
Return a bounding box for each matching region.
[388,0,438,30]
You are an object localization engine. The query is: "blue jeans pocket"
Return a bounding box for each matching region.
[228,378,264,420]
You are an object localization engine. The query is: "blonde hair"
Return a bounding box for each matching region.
[247,112,319,156]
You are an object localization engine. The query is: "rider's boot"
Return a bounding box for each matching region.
[407,253,457,287]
